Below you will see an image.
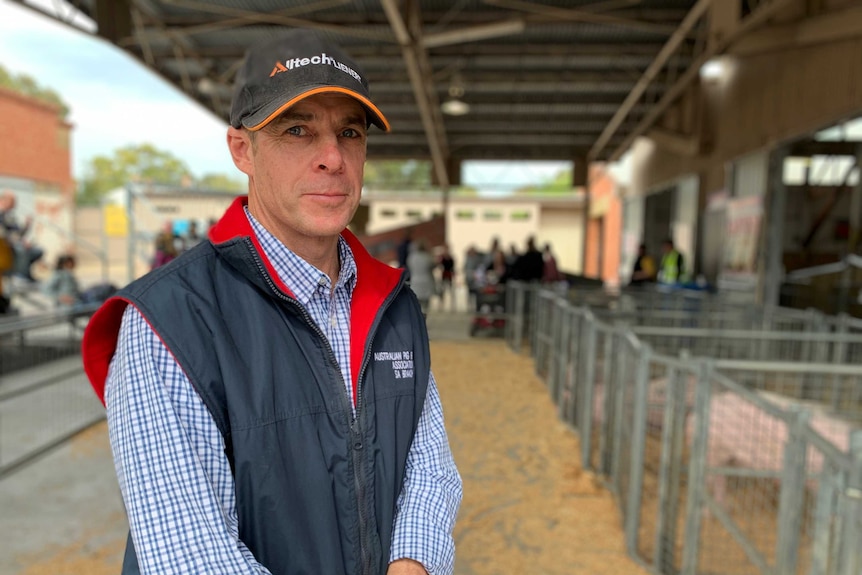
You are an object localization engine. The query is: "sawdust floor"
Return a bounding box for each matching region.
[11,339,645,575]
[436,339,648,575]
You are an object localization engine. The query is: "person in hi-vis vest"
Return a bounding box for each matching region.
[658,238,684,285]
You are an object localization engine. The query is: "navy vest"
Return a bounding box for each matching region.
[97,235,429,575]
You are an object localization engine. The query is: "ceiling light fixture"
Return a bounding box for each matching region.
[441,77,470,116]
[699,58,724,81]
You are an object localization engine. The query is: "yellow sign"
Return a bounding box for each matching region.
[103,205,128,237]
[589,194,611,218]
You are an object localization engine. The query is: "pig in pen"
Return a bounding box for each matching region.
[525,291,862,574]
[576,355,859,575]
[683,376,861,575]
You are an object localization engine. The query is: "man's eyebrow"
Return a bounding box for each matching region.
[342,114,366,127]
[277,111,313,123]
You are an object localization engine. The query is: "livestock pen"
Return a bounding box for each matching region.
[506,282,862,575]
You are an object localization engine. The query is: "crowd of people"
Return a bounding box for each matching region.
[397,231,566,314]
[462,235,565,307]
[0,189,127,313]
[150,218,213,270]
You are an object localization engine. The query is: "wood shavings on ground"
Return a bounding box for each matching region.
[12,340,647,575]
[432,340,649,575]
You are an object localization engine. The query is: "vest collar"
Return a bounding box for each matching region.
[209,196,406,399]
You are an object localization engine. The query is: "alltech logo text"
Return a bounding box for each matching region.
[270,53,362,83]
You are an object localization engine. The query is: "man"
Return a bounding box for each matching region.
[82,29,461,575]
[658,238,684,284]
[630,243,656,285]
[0,190,43,283]
[512,235,544,282]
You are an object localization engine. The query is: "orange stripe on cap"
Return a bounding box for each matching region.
[246,86,391,132]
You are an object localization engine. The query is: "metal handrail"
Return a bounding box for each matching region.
[0,304,100,336]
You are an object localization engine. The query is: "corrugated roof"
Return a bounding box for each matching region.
[48,0,729,169]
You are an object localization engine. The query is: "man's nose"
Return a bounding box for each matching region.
[313,135,345,173]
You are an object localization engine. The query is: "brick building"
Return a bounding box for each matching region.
[0,86,75,275]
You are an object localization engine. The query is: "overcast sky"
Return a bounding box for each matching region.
[0,0,572,190]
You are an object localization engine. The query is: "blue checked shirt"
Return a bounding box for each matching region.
[105,209,462,575]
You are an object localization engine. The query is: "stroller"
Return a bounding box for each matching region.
[469,282,507,337]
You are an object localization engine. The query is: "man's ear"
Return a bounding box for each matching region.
[227,127,254,176]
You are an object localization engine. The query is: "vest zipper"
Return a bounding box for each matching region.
[245,238,406,575]
[352,280,404,575]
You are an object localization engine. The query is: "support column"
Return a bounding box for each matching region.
[761,146,788,307]
[849,144,862,255]
[432,157,461,243]
[839,144,862,313]
[708,0,741,50]
[575,156,589,276]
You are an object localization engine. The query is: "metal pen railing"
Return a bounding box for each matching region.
[507,282,862,575]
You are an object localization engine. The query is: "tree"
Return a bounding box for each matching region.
[0,63,70,119]
[516,169,574,195]
[197,173,245,192]
[78,143,192,205]
[364,160,431,189]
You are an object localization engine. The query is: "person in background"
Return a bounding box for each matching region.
[463,245,484,310]
[183,220,204,252]
[485,248,510,285]
[151,220,179,270]
[512,235,544,282]
[82,29,461,575]
[396,229,412,269]
[541,243,563,284]
[630,243,657,285]
[658,238,684,285]
[505,244,519,268]
[437,243,456,312]
[407,239,437,315]
[482,236,500,269]
[0,191,43,283]
[45,254,80,308]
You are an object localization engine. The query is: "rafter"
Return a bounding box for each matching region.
[155,0,352,38]
[482,0,678,35]
[380,0,451,189]
[589,0,711,161]
[606,0,797,161]
[158,0,395,42]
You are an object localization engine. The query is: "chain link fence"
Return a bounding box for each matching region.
[507,283,862,575]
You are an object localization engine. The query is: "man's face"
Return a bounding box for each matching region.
[228,93,367,249]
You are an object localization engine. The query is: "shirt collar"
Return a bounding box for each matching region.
[244,207,357,306]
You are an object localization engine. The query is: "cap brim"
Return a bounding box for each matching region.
[243,86,390,133]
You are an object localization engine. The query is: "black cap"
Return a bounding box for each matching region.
[230,29,390,132]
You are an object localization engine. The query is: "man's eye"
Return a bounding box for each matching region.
[341,128,361,138]
[285,126,304,136]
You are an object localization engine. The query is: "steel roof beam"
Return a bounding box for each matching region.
[154,0,352,38]
[606,0,797,162]
[159,0,395,42]
[380,0,450,189]
[482,0,679,35]
[589,0,712,161]
[421,18,526,48]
